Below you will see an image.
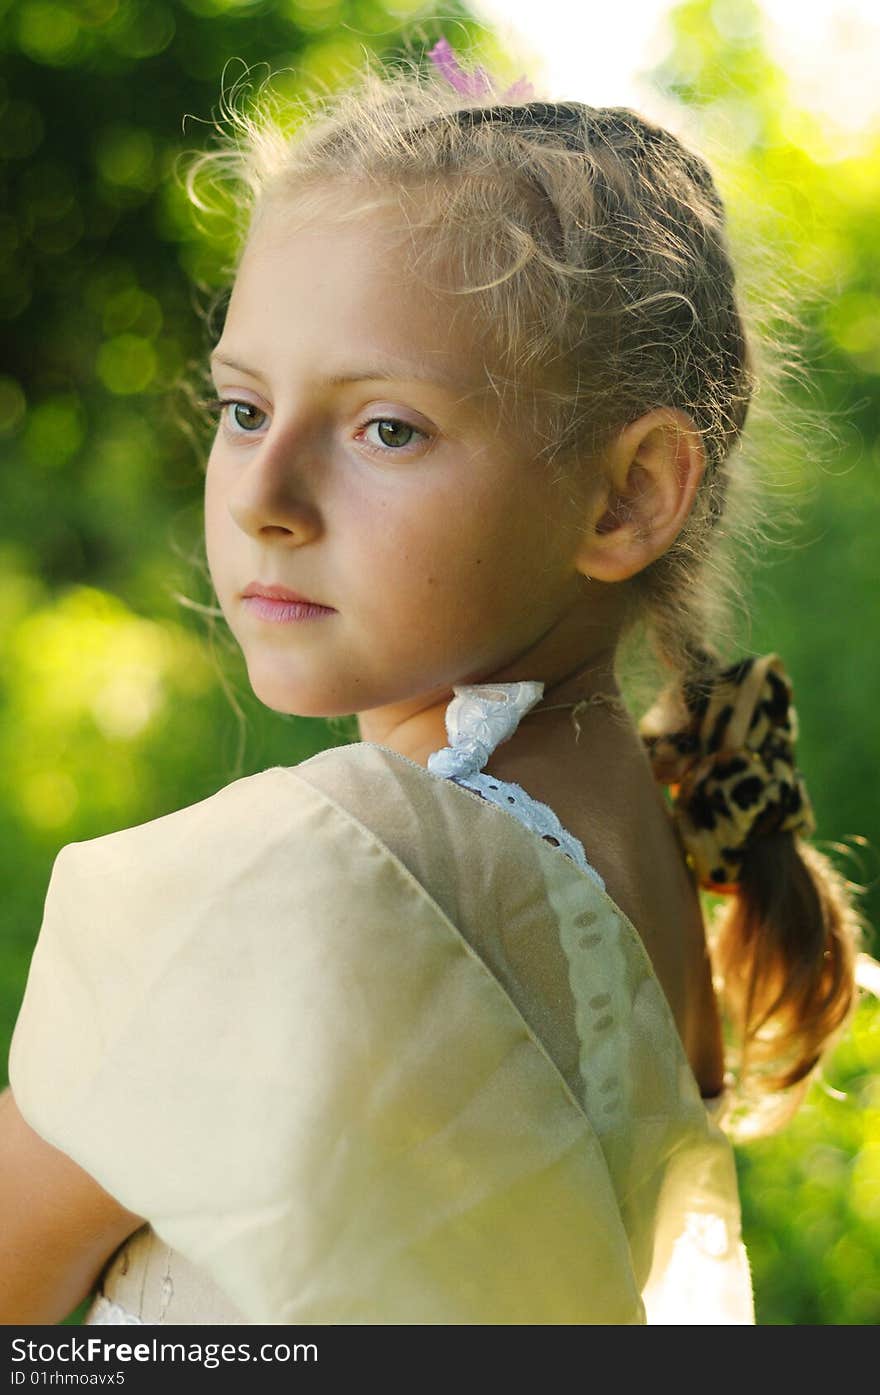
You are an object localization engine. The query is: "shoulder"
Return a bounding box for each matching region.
[50,746,398,885]
[10,746,465,1151]
[53,743,500,893]
[33,746,449,963]
[79,743,407,837]
[17,751,417,1031]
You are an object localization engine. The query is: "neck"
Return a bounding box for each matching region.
[524,653,629,723]
[478,663,646,821]
[357,649,630,770]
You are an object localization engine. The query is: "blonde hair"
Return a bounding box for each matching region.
[182,50,869,1138]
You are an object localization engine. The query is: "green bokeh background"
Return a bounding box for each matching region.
[1,0,878,1325]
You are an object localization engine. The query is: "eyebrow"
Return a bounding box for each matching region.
[209,352,470,393]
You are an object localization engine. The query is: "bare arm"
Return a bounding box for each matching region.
[0,1085,146,1324]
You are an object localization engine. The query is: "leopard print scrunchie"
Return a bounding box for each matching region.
[638,653,817,895]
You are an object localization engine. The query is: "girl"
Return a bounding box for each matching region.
[2,38,875,1326]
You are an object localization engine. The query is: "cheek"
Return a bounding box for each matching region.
[347,479,550,620]
[348,484,481,585]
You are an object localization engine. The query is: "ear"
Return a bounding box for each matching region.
[573,408,706,583]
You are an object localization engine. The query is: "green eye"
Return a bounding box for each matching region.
[225,398,266,429]
[359,417,427,457]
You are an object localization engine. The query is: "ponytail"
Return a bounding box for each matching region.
[639,651,865,1137]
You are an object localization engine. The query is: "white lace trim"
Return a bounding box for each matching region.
[453,768,605,889]
[87,1294,145,1325]
[426,682,606,890]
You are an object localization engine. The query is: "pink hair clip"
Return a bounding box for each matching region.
[427,37,535,102]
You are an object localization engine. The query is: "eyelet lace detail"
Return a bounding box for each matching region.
[426,682,605,890]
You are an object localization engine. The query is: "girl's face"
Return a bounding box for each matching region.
[205,194,604,733]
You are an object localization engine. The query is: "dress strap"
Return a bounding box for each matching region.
[426,683,606,890]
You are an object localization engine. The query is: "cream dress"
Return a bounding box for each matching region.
[8,682,754,1325]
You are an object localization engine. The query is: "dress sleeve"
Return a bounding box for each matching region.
[8,765,645,1325]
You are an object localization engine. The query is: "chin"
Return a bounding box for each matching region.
[245,662,351,721]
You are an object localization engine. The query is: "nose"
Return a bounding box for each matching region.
[226,431,323,546]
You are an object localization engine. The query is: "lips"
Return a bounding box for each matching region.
[241,582,334,609]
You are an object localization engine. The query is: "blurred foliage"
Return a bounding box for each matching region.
[1,0,878,1325]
